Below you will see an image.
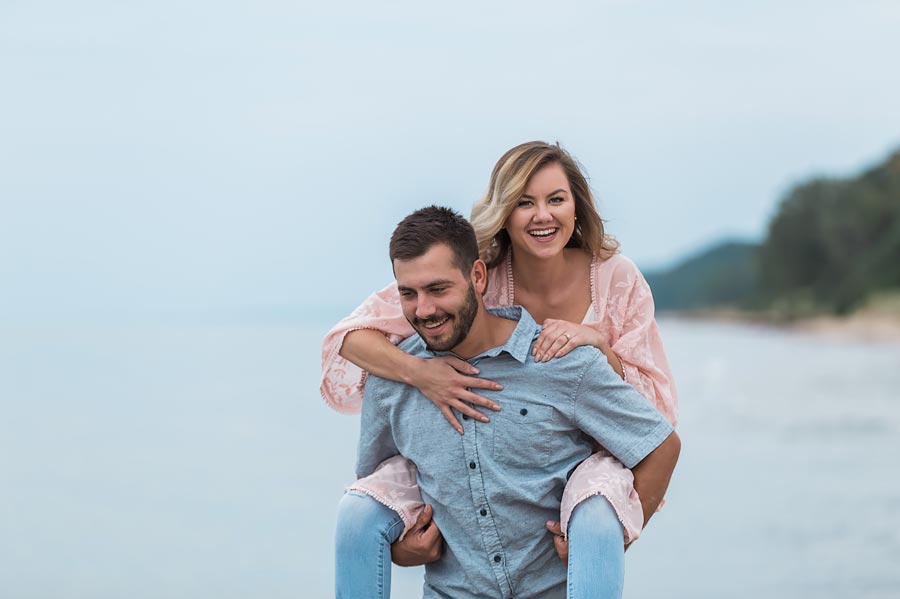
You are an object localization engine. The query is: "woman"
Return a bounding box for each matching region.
[324,141,678,598]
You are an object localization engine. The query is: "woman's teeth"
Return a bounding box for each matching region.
[529,228,558,238]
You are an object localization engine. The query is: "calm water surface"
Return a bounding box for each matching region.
[1,318,898,598]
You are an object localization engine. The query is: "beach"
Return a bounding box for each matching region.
[2,316,899,598]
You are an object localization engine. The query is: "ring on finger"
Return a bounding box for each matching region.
[561,332,571,343]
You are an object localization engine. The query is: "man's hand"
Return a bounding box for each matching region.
[391,504,444,566]
[545,520,568,564]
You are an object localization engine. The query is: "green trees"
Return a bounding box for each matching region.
[758,150,900,314]
[648,147,900,316]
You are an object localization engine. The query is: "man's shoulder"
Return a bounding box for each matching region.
[363,370,413,403]
[397,333,425,354]
[362,336,424,405]
[532,343,614,385]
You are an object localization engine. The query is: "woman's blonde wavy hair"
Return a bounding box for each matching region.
[470,141,620,269]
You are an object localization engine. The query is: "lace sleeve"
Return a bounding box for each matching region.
[320,282,415,414]
[589,255,678,426]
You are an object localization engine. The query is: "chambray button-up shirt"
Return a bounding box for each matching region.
[357,307,674,599]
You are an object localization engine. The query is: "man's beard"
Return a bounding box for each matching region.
[413,283,479,352]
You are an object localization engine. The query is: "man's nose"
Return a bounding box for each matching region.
[416,296,436,319]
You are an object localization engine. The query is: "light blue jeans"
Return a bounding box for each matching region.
[334,491,624,599]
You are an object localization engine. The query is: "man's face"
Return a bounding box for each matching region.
[394,243,479,352]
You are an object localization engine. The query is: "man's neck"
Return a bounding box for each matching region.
[450,308,517,359]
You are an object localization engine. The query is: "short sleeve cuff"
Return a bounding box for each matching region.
[617,419,675,469]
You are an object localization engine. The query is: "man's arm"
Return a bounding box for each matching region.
[545,430,679,562]
[391,504,443,566]
[573,356,680,525]
[631,431,680,528]
[356,382,444,567]
[356,380,400,478]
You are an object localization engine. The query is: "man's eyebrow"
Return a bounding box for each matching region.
[424,279,454,288]
[397,280,454,292]
[520,188,569,199]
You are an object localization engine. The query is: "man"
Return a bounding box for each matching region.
[340,206,680,598]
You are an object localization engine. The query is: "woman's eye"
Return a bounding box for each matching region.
[549,196,565,204]
[516,200,533,208]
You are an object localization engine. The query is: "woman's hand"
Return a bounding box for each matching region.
[534,319,624,379]
[533,319,605,362]
[408,355,503,434]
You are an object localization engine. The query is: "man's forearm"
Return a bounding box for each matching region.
[631,431,681,528]
[340,329,419,385]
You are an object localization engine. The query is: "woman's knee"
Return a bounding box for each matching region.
[569,494,624,542]
[335,492,404,547]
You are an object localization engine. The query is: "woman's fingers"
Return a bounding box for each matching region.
[535,331,573,362]
[451,397,492,423]
[532,329,557,360]
[439,395,495,434]
[420,355,503,433]
[458,387,500,411]
[439,355,480,375]
[534,319,601,362]
[440,406,464,435]
[437,355,503,394]
[552,336,576,359]
[463,376,504,393]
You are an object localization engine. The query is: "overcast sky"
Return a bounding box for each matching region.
[2,1,899,321]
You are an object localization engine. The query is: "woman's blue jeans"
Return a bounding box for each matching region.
[334,491,624,599]
[334,492,405,599]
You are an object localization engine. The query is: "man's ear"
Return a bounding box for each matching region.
[470,259,488,295]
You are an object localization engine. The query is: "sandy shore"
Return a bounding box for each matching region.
[665,308,900,343]
[788,312,900,342]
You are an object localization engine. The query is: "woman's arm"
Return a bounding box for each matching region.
[341,329,502,433]
[603,259,678,425]
[527,256,677,424]
[320,282,501,432]
[320,283,417,414]
[532,319,625,379]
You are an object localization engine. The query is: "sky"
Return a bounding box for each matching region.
[2,0,899,321]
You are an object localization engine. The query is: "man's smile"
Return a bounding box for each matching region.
[419,315,451,333]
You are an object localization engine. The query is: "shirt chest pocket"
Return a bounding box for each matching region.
[491,400,554,469]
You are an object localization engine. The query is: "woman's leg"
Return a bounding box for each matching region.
[335,491,405,599]
[566,494,626,599]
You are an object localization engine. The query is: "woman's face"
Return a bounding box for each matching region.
[503,162,577,261]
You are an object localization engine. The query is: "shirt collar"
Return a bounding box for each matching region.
[425,306,537,364]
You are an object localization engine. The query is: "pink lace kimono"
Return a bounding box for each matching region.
[320,253,678,543]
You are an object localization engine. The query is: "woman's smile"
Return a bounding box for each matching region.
[527,227,560,242]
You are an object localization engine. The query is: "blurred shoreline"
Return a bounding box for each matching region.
[663,308,900,343]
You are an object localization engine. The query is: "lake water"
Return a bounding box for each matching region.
[2,317,899,598]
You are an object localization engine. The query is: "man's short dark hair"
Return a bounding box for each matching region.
[389,206,479,273]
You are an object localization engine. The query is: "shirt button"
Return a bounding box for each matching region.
[462,415,469,420]
[494,554,502,563]
[469,461,477,469]
[480,508,487,516]
[519,408,528,416]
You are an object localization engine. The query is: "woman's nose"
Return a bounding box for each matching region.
[534,202,551,222]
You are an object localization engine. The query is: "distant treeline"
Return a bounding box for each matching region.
[645,147,900,316]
